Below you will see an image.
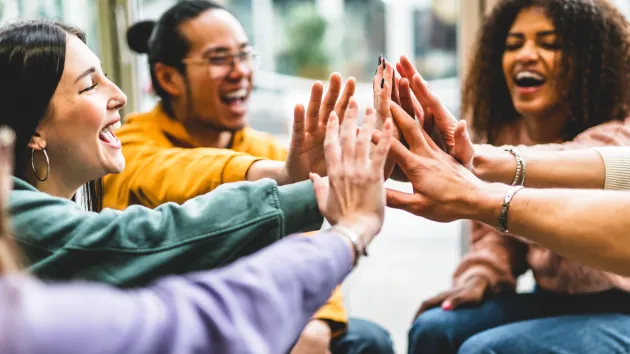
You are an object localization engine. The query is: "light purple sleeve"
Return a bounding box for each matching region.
[0,231,352,354]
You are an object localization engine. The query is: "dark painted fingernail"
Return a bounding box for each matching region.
[378,54,382,65]
[380,78,385,89]
[382,57,386,69]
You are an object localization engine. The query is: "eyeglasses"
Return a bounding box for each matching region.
[182,50,261,78]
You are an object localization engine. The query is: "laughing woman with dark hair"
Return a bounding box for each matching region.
[406,0,630,353]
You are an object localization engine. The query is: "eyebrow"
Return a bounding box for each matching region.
[201,42,251,56]
[507,30,557,39]
[74,67,96,83]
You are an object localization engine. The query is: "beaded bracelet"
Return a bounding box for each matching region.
[505,147,526,186]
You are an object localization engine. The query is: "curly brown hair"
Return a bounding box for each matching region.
[463,0,630,144]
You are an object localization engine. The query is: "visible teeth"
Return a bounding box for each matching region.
[515,71,544,81]
[224,88,248,99]
[100,121,121,135]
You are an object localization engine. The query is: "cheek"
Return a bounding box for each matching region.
[55,103,105,142]
[190,76,221,100]
[502,54,513,86]
[544,52,562,78]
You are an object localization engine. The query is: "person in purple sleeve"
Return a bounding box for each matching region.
[0,73,394,354]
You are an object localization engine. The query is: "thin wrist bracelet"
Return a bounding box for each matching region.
[331,225,368,267]
[498,185,524,233]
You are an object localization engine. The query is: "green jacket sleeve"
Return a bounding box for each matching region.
[9,177,323,287]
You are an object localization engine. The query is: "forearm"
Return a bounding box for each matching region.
[11,178,323,286]
[5,232,354,354]
[246,160,291,185]
[471,184,630,276]
[473,145,605,189]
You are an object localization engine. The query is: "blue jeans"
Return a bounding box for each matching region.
[330,318,395,354]
[408,288,630,354]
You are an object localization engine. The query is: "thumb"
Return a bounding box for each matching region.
[386,188,418,214]
[310,173,328,210]
[452,120,474,169]
[443,289,483,310]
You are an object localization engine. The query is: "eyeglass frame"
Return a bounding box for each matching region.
[181,49,261,77]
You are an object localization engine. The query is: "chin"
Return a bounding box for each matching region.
[221,116,247,132]
[513,101,549,118]
[103,156,126,175]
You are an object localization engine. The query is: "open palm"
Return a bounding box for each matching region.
[285,73,356,183]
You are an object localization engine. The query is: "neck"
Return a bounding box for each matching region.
[521,109,566,143]
[26,172,81,200]
[168,101,233,148]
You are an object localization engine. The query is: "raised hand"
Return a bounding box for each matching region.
[285,73,356,183]
[0,126,14,233]
[373,56,398,135]
[382,101,485,222]
[310,98,393,243]
[373,56,417,179]
[0,126,20,273]
[396,56,475,169]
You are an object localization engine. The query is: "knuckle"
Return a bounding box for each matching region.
[323,140,336,151]
[340,135,352,145]
[329,166,341,178]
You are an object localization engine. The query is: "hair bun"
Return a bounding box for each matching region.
[126,20,155,54]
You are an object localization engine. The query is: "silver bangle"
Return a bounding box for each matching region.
[331,225,368,267]
[498,185,524,233]
[505,147,525,186]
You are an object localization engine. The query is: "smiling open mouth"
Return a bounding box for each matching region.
[514,71,546,88]
[220,88,248,110]
[99,121,121,146]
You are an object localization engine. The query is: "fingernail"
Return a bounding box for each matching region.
[380,78,385,89]
[382,57,386,69]
[442,301,453,311]
[378,54,382,65]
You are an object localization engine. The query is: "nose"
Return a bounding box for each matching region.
[515,41,538,63]
[226,57,250,80]
[107,80,128,110]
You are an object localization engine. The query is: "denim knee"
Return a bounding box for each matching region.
[408,308,460,354]
[458,331,508,354]
[331,318,394,354]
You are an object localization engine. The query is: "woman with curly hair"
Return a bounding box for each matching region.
[407,0,630,353]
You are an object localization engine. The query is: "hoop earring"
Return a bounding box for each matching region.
[31,147,50,182]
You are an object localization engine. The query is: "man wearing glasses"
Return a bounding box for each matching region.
[103,1,394,354]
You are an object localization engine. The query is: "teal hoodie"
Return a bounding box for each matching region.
[9,177,323,287]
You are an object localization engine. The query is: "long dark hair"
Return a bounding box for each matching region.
[126,0,226,113]
[463,0,630,144]
[0,19,103,212]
